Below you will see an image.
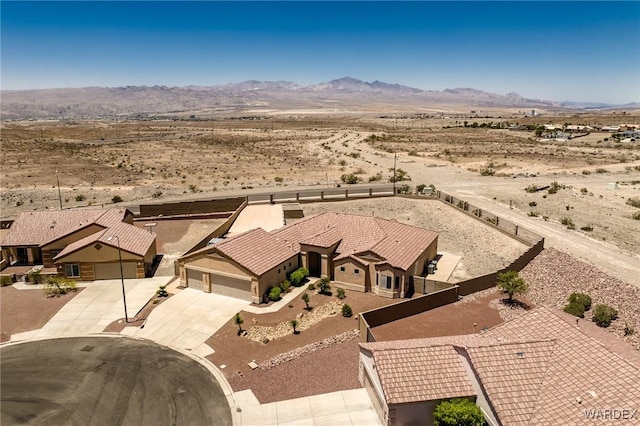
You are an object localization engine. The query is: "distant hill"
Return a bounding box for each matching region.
[0,77,621,120]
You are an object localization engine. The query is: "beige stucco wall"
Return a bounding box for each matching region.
[55,244,143,263]
[255,255,299,302]
[333,258,368,290]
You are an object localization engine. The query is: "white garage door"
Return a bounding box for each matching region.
[94,262,137,280]
[210,273,252,301]
[187,268,204,291]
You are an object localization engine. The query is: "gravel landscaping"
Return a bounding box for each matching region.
[0,286,83,342]
[520,247,640,349]
[303,197,529,279]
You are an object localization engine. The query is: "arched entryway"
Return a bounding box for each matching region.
[308,251,322,276]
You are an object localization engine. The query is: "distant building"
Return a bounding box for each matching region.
[565,125,593,132]
[601,125,621,132]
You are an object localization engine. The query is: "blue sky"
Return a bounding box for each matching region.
[2,1,639,103]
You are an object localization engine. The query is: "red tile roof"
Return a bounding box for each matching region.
[213,228,297,276]
[372,345,476,404]
[2,209,127,247]
[361,307,640,425]
[2,209,154,260]
[274,212,437,271]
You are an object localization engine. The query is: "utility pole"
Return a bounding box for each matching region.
[393,150,397,194]
[56,170,62,210]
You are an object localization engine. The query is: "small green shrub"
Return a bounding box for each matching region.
[156,285,169,298]
[479,168,495,176]
[632,211,640,220]
[580,188,589,194]
[561,217,575,229]
[433,398,485,426]
[569,292,592,311]
[525,184,538,193]
[1,276,14,286]
[595,168,609,174]
[340,173,359,184]
[529,201,537,207]
[280,279,291,293]
[307,283,315,291]
[592,304,618,327]
[43,277,77,297]
[626,197,640,208]
[290,267,309,286]
[268,287,282,301]
[336,288,346,299]
[274,176,284,183]
[318,277,331,295]
[563,302,586,318]
[75,194,86,202]
[26,270,43,284]
[341,304,353,317]
[111,195,123,203]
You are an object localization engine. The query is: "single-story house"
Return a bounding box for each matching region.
[360,307,640,425]
[178,212,438,303]
[0,209,156,280]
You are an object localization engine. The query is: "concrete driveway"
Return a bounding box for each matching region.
[11,276,171,341]
[226,204,284,237]
[122,288,249,352]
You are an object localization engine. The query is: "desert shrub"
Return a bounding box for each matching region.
[152,190,163,199]
[389,168,410,182]
[592,304,618,327]
[1,275,14,286]
[340,173,359,184]
[338,159,347,167]
[156,285,169,298]
[626,197,640,208]
[274,176,284,183]
[632,211,640,220]
[580,225,593,232]
[416,184,426,193]
[529,201,537,207]
[528,211,539,217]
[268,287,282,301]
[433,398,484,426]
[43,277,77,297]
[582,170,591,175]
[563,302,586,318]
[595,168,609,174]
[111,195,123,203]
[26,270,43,284]
[336,288,346,299]
[290,268,309,286]
[75,194,86,202]
[561,217,575,229]
[580,188,589,194]
[348,152,360,159]
[525,184,538,193]
[624,324,635,336]
[408,150,419,157]
[368,174,382,182]
[398,184,412,194]
[280,279,291,293]
[341,304,353,317]
[290,319,299,334]
[479,168,495,176]
[318,277,331,295]
[569,292,592,311]
[307,283,315,291]
[547,181,562,194]
[496,271,528,303]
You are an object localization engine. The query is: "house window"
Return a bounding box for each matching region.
[289,262,292,267]
[340,266,345,272]
[278,268,281,274]
[385,276,392,289]
[395,276,400,289]
[65,264,80,278]
[354,268,360,275]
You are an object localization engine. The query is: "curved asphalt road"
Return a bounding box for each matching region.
[1,336,231,426]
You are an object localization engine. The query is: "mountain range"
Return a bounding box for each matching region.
[0,77,633,119]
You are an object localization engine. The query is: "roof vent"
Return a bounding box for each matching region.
[588,390,598,398]
[516,351,524,359]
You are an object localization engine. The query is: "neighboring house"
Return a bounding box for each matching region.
[0,209,156,280]
[359,307,640,426]
[178,212,438,303]
[544,131,571,141]
[565,125,593,132]
[601,125,621,132]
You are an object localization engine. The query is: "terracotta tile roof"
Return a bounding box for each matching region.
[480,307,640,425]
[466,340,556,425]
[2,209,127,247]
[213,228,297,276]
[273,213,437,271]
[372,345,476,404]
[361,307,640,425]
[54,221,156,260]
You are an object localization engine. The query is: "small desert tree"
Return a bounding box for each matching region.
[318,277,331,295]
[433,398,484,426]
[233,312,244,334]
[496,270,528,304]
[291,319,298,334]
[301,292,310,310]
